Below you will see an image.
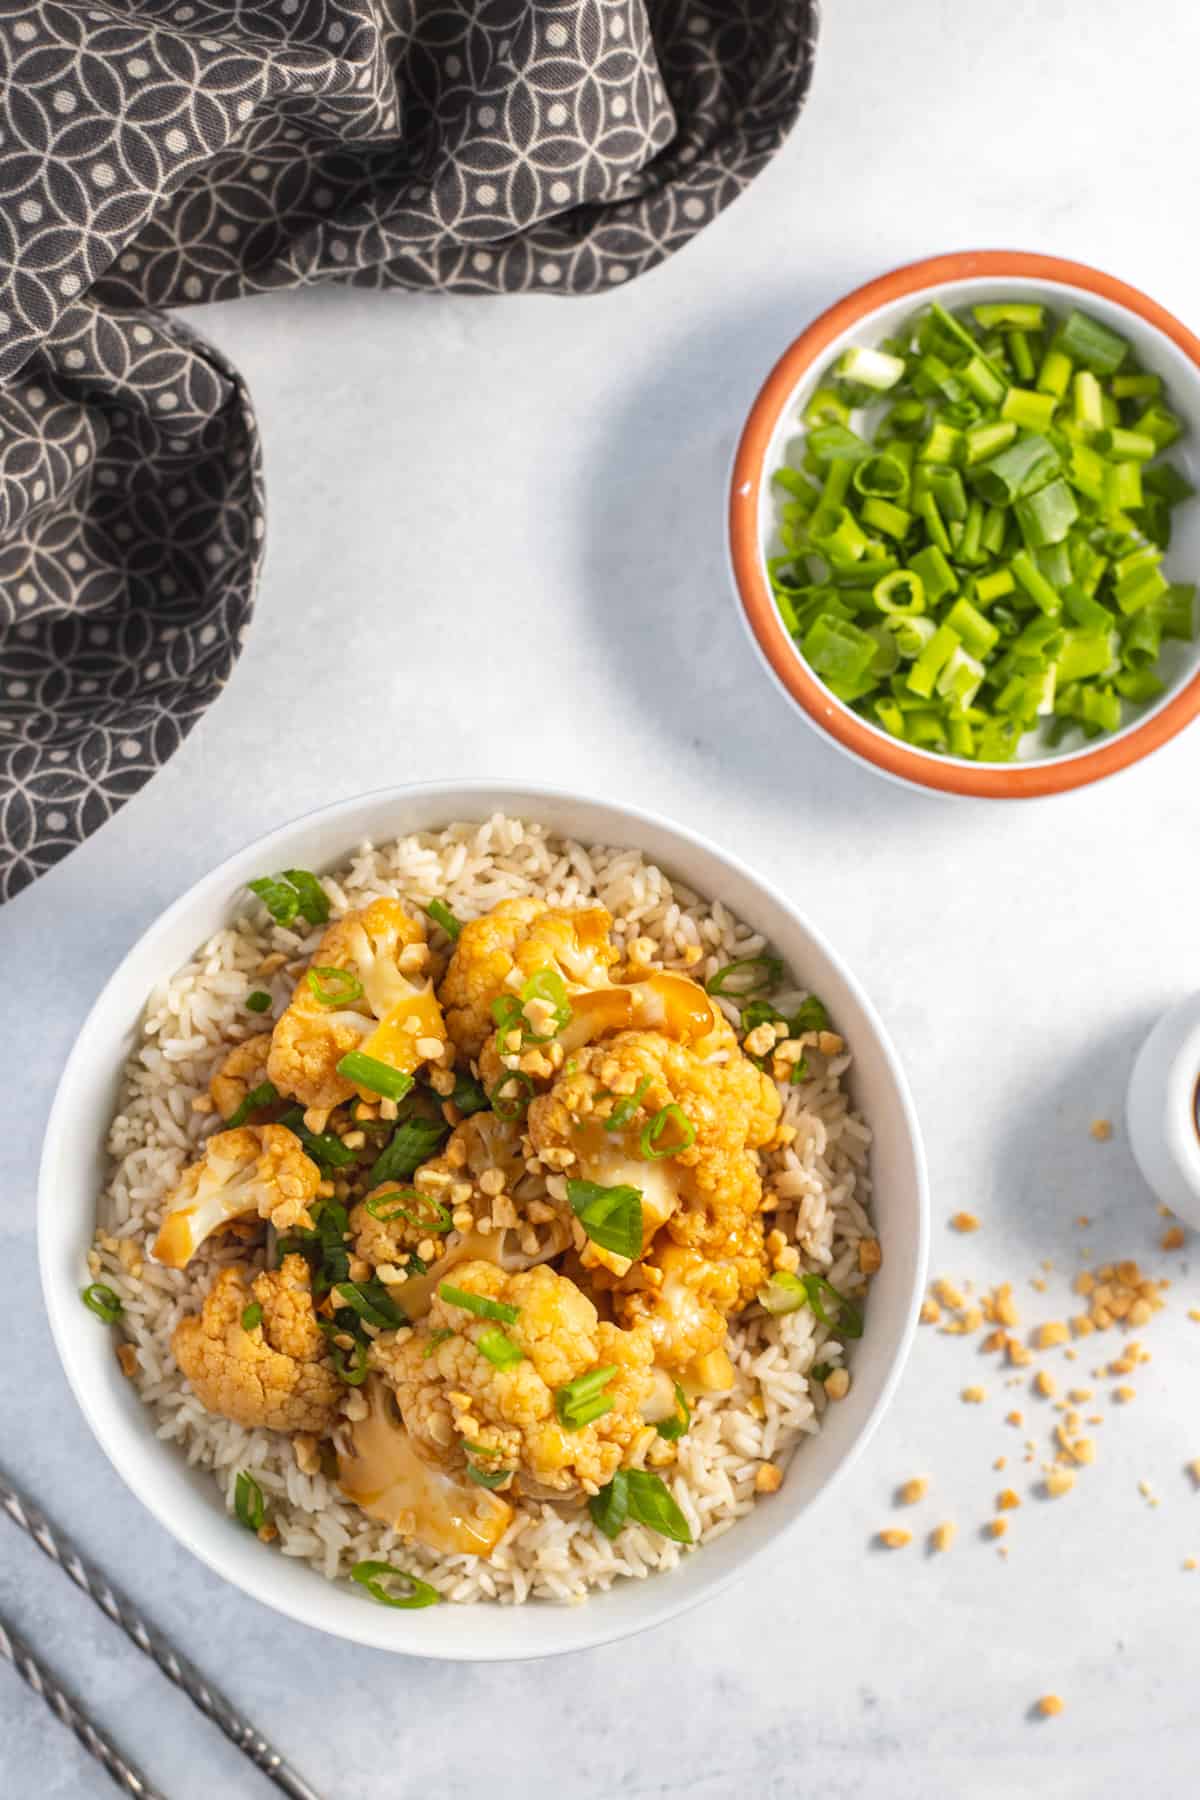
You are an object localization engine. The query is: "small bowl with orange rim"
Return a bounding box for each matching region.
[728,251,1200,797]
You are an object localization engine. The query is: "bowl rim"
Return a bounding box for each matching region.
[38,780,929,1658]
[728,249,1200,798]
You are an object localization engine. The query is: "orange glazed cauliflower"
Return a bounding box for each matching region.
[439,897,618,1060]
[151,1124,321,1269]
[172,1255,342,1435]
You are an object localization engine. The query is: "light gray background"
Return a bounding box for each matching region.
[4,1,1199,1794]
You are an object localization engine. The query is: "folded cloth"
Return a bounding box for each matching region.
[0,0,817,901]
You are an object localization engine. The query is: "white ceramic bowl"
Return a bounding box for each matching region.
[729,251,1200,799]
[39,783,928,1660]
[1126,991,1200,1228]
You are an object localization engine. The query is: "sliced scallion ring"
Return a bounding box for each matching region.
[306,966,364,1008]
[81,1283,123,1324]
[350,1560,441,1609]
[639,1103,696,1161]
[364,1189,452,1233]
[706,955,783,998]
[335,1052,414,1102]
[489,1071,535,1121]
[424,898,461,939]
[234,1471,266,1533]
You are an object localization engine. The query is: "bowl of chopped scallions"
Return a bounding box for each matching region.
[729,251,1200,797]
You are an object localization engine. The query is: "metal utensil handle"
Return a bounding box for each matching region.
[0,1612,167,1800]
[0,1473,323,1800]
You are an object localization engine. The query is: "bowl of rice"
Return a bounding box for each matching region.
[40,784,928,1659]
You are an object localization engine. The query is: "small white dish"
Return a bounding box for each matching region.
[1126,992,1200,1228]
[39,782,928,1659]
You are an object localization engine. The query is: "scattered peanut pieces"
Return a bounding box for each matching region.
[1185,1558,1197,1572]
[934,1279,965,1310]
[961,1386,986,1404]
[1006,1410,1024,1428]
[1162,1226,1186,1252]
[1044,1468,1075,1498]
[755,1462,783,1494]
[898,1477,928,1506]
[1034,1370,1057,1399]
[920,1298,942,1325]
[859,1238,883,1275]
[877,1528,911,1550]
[997,1488,1021,1511]
[1034,1321,1069,1350]
[1090,1119,1113,1142]
[951,1212,981,1233]
[115,1342,138,1379]
[824,1368,850,1401]
[985,1518,1007,1539]
[1036,1694,1065,1718]
[1113,1386,1136,1404]
[1187,1460,1200,1488]
[930,1521,956,1553]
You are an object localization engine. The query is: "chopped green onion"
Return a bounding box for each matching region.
[790,996,830,1033]
[706,955,783,998]
[81,1283,123,1324]
[519,968,572,1039]
[241,1302,262,1331]
[245,990,272,1014]
[555,1366,619,1431]
[365,1189,453,1233]
[306,966,364,1009]
[654,1382,691,1442]
[589,1469,630,1539]
[439,1282,520,1325]
[248,876,299,926]
[605,1076,652,1132]
[326,1334,369,1385]
[335,1052,414,1102]
[476,1326,525,1369]
[278,1106,358,1171]
[973,302,1045,331]
[639,1104,697,1161]
[873,570,925,616]
[226,1080,279,1129]
[836,344,906,390]
[466,1463,512,1490]
[249,870,329,927]
[810,1361,835,1382]
[759,1270,864,1337]
[1058,308,1128,375]
[424,898,461,939]
[567,1179,643,1262]
[489,1070,535,1121]
[234,1471,266,1533]
[350,1560,440,1609]
[281,869,330,925]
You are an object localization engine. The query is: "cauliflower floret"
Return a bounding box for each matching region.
[172,1255,342,1434]
[617,1244,739,1388]
[152,1124,321,1268]
[440,897,618,1060]
[527,1024,779,1288]
[267,898,446,1113]
[371,1260,655,1496]
[209,1033,274,1122]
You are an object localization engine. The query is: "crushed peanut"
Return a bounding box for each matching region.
[1035,1322,1069,1350]
[755,1462,783,1494]
[824,1368,850,1401]
[950,1212,981,1233]
[898,1477,928,1506]
[115,1342,138,1378]
[1090,1118,1112,1141]
[858,1239,882,1275]
[920,1299,942,1325]
[877,1528,911,1549]
[1162,1226,1186,1251]
[1034,1371,1056,1399]
[930,1521,956,1552]
[997,1488,1021,1511]
[1036,1695,1065,1718]
[961,1386,986,1404]
[1043,1468,1075,1498]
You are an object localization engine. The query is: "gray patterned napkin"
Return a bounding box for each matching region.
[0,0,816,901]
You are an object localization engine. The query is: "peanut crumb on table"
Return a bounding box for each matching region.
[1006,1410,1024,1427]
[898,1477,928,1506]
[950,1212,980,1233]
[1187,1459,1200,1487]
[1114,1385,1136,1404]
[997,1488,1021,1511]
[1185,1558,1198,1572]
[961,1385,986,1404]
[1044,1468,1075,1498]
[1035,1321,1069,1349]
[930,1522,956,1552]
[1162,1226,1186,1251]
[1034,1370,1057,1398]
[1036,1695,1065,1718]
[877,1528,911,1549]
[986,1518,1007,1539]
[1090,1119,1112,1142]
[920,1298,942,1325]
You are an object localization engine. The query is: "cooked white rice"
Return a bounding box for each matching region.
[90,815,875,1605]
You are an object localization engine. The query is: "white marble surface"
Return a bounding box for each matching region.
[5,1,1200,1793]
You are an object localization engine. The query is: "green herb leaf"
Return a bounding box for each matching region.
[306,966,364,1008]
[80,1283,123,1324]
[800,1272,864,1339]
[639,1103,697,1161]
[248,876,300,926]
[333,1280,408,1330]
[245,990,272,1014]
[234,1471,266,1533]
[790,996,829,1034]
[424,898,461,940]
[810,1361,834,1382]
[241,1302,263,1331]
[281,869,330,925]
[654,1382,691,1442]
[367,1116,450,1187]
[226,1079,279,1129]
[277,1107,358,1171]
[706,956,783,998]
[475,1326,525,1370]
[566,1179,643,1262]
[624,1469,693,1543]
[350,1560,440,1609]
[588,1469,629,1540]
[450,1070,489,1115]
[555,1366,618,1431]
[322,1330,369,1385]
[439,1282,520,1325]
